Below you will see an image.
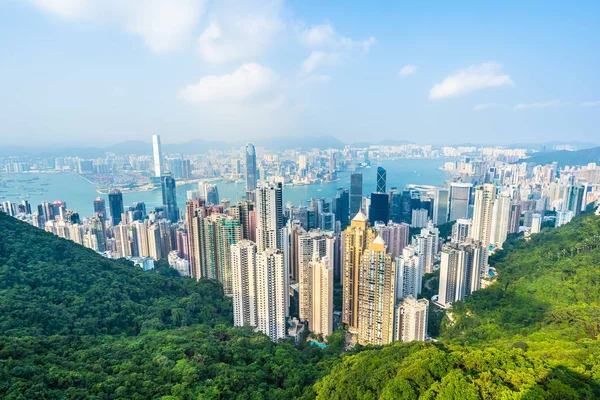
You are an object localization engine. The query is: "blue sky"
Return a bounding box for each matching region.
[0,0,598,146]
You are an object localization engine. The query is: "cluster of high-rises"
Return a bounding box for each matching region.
[3,140,600,347]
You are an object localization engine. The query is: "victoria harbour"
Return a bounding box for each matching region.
[1,158,452,217]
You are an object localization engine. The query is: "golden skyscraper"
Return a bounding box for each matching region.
[357,236,396,346]
[342,210,376,332]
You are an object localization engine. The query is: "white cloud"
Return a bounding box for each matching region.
[399,65,418,76]
[197,0,283,64]
[473,103,504,111]
[300,51,341,76]
[28,0,207,52]
[429,62,515,100]
[580,101,600,107]
[299,23,376,52]
[514,100,569,110]
[178,62,277,103]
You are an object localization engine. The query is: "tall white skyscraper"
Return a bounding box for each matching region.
[231,240,258,328]
[394,295,428,342]
[256,248,288,341]
[490,192,512,248]
[152,134,163,178]
[531,213,542,234]
[395,245,423,300]
[437,240,484,308]
[255,182,283,252]
[310,255,333,337]
[470,184,496,271]
[297,230,335,322]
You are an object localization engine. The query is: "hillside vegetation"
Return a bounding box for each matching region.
[1,211,600,398]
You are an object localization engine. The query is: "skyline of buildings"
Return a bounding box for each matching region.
[2,134,600,346]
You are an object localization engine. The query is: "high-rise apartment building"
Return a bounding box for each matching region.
[310,255,333,336]
[357,236,396,345]
[375,221,409,258]
[451,218,472,243]
[114,223,132,258]
[297,230,335,322]
[531,213,542,234]
[350,173,363,214]
[231,240,257,328]
[152,134,163,178]
[342,210,376,332]
[490,192,512,248]
[411,208,429,228]
[395,245,423,300]
[394,295,428,342]
[108,188,124,227]
[256,248,287,341]
[470,184,496,268]
[437,240,484,308]
[255,182,283,252]
[508,201,522,234]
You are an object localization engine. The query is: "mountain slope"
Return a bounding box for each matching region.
[522,146,600,166]
[315,212,600,399]
[0,211,232,336]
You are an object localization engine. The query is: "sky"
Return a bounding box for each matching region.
[0,0,599,147]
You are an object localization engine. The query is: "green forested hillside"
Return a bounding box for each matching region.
[315,212,600,399]
[1,211,600,399]
[0,213,341,399]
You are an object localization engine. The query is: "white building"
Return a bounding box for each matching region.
[231,240,258,328]
[256,248,288,341]
[411,208,429,228]
[310,255,333,336]
[255,182,283,252]
[395,295,428,342]
[395,245,423,300]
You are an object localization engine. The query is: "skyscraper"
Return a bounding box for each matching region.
[161,173,179,222]
[448,183,472,221]
[93,197,106,218]
[114,223,132,258]
[342,210,376,332]
[246,143,257,194]
[297,230,335,322]
[437,240,484,308]
[395,245,423,300]
[357,236,396,345]
[394,295,428,342]
[369,192,389,224]
[232,240,258,328]
[310,255,333,336]
[452,219,472,243]
[152,134,163,178]
[334,188,350,230]
[255,182,283,252]
[256,248,288,341]
[376,166,387,193]
[375,221,409,258]
[490,192,512,248]
[433,187,449,225]
[470,184,496,269]
[566,185,585,216]
[350,173,363,214]
[108,189,124,226]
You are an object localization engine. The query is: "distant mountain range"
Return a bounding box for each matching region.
[520,146,600,166]
[1,137,596,158]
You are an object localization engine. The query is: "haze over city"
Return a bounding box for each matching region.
[1,0,599,146]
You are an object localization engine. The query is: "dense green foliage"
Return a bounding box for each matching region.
[1,210,600,399]
[315,212,600,399]
[0,213,341,398]
[0,212,231,337]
